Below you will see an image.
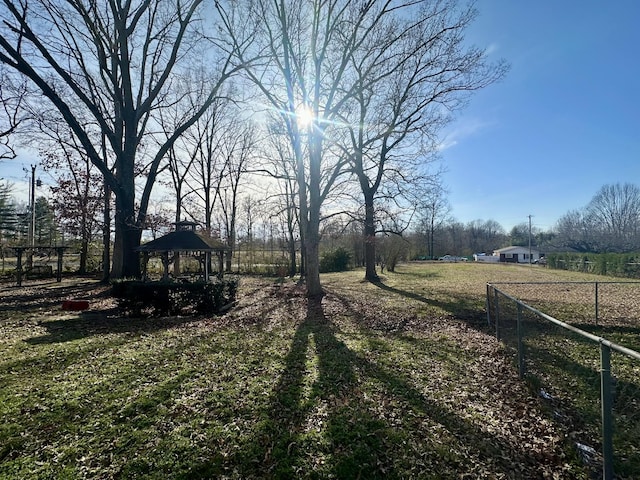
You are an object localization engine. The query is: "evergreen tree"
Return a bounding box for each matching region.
[0,181,18,244]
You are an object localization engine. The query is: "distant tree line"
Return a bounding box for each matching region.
[3,180,640,276]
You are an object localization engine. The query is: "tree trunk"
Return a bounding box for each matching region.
[225,229,235,273]
[112,223,142,278]
[173,195,182,277]
[363,194,379,282]
[429,217,435,259]
[299,236,305,277]
[304,136,323,297]
[225,199,237,273]
[101,182,111,282]
[304,222,322,296]
[288,229,297,277]
[111,187,141,279]
[79,238,88,274]
[78,215,88,274]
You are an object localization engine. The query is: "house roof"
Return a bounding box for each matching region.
[494,245,540,254]
[137,230,228,253]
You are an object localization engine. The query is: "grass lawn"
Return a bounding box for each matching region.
[1,262,632,479]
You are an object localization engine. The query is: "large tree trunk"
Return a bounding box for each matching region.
[111,182,142,278]
[363,194,379,282]
[304,221,322,297]
[101,182,111,282]
[112,221,142,278]
[304,136,323,297]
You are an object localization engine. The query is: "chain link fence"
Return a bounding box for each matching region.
[486,282,640,480]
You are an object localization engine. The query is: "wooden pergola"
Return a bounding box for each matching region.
[137,221,228,282]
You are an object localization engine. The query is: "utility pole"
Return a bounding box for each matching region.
[26,164,42,269]
[25,164,36,269]
[30,164,36,249]
[528,214,533,265]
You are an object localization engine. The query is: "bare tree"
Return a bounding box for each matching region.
[0,66,25,161]
[419,184,451,259]
[555,209,596,253]
[39,128,104,274]
[466,219,506,254]
[338,1,507,281]
[274,154,301,278]
[219,0,375,296]
[0,0,247,278]
[239,195,261,272]
[217,115,257,273]
[554,184,640,253]
[586,183,640,252]
[255,121,301,276]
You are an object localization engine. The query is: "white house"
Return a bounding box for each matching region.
[492,246,542,264]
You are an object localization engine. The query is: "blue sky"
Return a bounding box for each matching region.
[441,0,640,232]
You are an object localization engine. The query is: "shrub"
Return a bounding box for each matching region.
[319,247,351,273]
[112,277,239,317]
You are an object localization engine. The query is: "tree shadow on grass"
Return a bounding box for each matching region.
[222,295,566,479]
[24,313,200,345]
[371,280,487,327]
[19,280,276,345]
[0,281,112,314]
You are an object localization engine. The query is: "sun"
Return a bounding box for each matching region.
[295,105,315,128]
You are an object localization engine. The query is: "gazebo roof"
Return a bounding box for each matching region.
[137,230,227,253]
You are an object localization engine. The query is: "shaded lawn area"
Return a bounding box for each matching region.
[0,265,591,479]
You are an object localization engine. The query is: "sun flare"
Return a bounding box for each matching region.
[296,105,315,128]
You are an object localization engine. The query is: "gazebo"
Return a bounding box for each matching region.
[137,220,228,282]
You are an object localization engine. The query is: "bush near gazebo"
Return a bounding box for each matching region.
[112,277,238,317]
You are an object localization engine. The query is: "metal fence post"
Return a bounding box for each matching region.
[494,289,500,341]
[486,284,491,326]
[517,303,525,379]
[600,341,614,480]
[595,282,599,326]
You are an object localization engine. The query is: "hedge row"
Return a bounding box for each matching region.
[111,278,238,317]
[547,253,640,278]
